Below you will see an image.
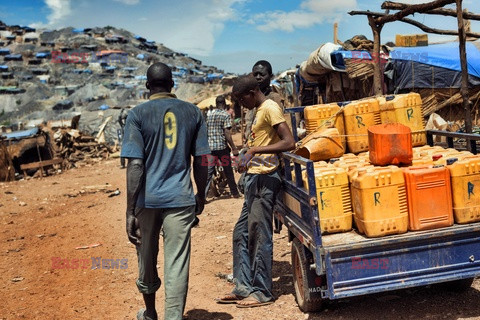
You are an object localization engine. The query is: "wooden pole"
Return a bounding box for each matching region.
[334,22,338,44]
[456,0,473,134]
[368,16,384,96]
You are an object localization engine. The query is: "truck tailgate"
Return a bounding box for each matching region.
[322,223,480,299]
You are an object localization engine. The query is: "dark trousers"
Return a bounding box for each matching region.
[231,170,281,302]
[205,148,239,198]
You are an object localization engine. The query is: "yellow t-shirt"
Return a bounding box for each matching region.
[247,99,286,174]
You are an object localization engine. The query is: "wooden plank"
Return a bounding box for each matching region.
[20,158,63,170]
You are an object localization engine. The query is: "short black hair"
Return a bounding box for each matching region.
[253,60,273,75]
[146,62,172,88]
[216,95,226,105]
[232,74,259,96]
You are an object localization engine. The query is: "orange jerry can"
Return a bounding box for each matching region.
[403,166,453,231]
[368,123,413,166]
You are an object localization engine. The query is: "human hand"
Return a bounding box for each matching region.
[237,148,255,173]
[126,212,141,246]
[195,193,206,215]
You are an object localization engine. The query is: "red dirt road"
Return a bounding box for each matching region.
[1,158,480,320]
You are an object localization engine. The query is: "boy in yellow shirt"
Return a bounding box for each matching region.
[218,75,295,307]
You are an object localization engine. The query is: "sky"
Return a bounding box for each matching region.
[1,0,479,74]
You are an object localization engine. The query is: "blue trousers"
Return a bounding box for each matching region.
[231,170,282,302]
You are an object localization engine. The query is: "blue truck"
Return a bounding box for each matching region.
[274,109,480,312]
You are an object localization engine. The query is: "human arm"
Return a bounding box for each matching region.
[126,158,144,246]
[238,122,295,173]
[193,155,208,215]
[224,128,239,156]
[192,108,210,214]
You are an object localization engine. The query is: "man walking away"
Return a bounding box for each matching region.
[205,95,240,199]
[121,62,210,320]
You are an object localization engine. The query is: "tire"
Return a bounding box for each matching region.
[291,238,324,312]
[439,278,474,292]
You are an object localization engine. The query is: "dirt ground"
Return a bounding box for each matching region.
[2,135,480,320]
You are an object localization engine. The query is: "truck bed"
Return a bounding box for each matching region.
[321,222,480,249]
[275,150,480,300]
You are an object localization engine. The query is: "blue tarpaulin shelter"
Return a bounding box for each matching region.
[0,65,8,71]
[99,104,110,110]
[206,73,224,81]
[35,52,50,58]
[5,54,22,60]
[136,54,145,60]
[391,42,480,78]
[2,127,39,139]
[389,42,480,90]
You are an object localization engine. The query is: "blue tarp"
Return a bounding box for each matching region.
[136,54,145,60]
[73,69,92,74]
[2,127,39,139]
[73,28,84,33]
[36,52,50,58]
[23,27,36,32]
[135,75,147,80]
[172,71,185,77]
[99,104,110,110]
[390,42,480,79]
[0,65,8,70]
[206,73,223,80]
[190,68,203,74]
[0,48,11,54]
[5,54,22,59]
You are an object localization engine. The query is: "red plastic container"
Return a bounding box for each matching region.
[368,123,413,166]
[403,165,454,231]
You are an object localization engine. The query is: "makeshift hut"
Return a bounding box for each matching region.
[0,127,57,177]
[0,137,15,181]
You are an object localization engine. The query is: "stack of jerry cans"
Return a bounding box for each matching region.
[342,98,381,154]
[377,93,426,147]
[403,166,454,231]
[350,166,408,237]
[448,156,480,224]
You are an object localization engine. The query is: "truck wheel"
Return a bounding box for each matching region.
[291,238,324,312]
[440,278,474,292]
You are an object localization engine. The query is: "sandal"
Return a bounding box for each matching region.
[215,293,245,304]
[136,308,157,320]
[236,296,274,308]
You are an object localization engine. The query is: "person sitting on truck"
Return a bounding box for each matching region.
[216,74,295,308]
